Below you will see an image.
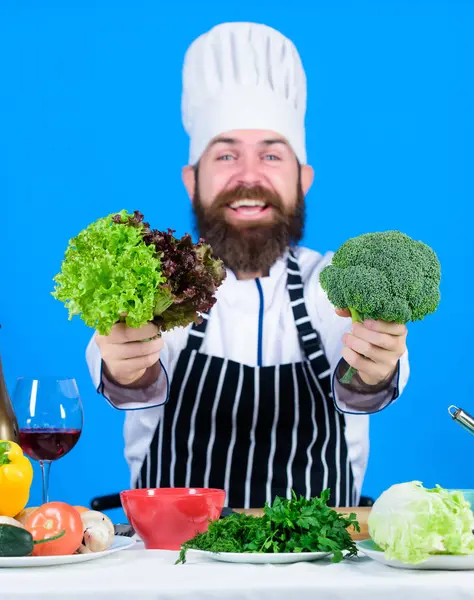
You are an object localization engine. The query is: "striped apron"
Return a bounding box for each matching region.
[137,250,356,508]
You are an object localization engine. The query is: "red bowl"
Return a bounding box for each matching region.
[120,487,226,550]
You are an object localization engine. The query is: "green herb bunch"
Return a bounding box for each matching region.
[177,489,360,564]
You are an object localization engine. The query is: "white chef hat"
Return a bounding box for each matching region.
[181,22,308,166]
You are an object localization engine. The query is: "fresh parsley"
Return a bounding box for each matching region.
[176,489,360,564]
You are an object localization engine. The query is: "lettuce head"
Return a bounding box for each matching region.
[52,210,226,335]
[368,481,474,564]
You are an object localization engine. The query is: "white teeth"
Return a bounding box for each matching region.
[229,200,266,209]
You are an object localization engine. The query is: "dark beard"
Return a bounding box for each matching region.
[192,176,305,275]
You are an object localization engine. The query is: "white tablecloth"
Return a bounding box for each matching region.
[1,541,473,600]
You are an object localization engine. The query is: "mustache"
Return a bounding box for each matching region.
[210,185,284,213]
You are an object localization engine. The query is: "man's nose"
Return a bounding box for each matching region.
[235,154,262,186]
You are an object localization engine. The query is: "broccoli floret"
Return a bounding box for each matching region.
[319,230,441,384]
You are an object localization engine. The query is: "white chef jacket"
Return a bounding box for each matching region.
[86,246,409,497]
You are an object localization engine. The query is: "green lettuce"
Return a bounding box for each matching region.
[52,210,226,335]
[368,481,474,564]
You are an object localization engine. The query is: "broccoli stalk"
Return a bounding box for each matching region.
[339,308,363,385]
[320,230,441,385]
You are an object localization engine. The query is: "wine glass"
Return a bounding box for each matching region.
[12,377,83,504]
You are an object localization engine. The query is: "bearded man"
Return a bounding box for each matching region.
[87,22,409,508]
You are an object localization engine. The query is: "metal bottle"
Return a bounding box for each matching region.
[0,352,20,443]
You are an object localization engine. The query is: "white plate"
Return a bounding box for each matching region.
[186,548,331,564]
[356,539,474,571]
[0,535,135,568]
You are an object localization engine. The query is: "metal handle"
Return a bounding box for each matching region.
[448,405,474,436]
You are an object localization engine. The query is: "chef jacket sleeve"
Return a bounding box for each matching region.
[332,354,408,414]
[85,327,187,410]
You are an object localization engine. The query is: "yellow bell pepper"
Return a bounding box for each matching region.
[0,440,33,517]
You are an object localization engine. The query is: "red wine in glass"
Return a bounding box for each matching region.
[12,377,83,503]
[19,429,81,461]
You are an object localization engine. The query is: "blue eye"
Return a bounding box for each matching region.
[217,154,235,161]
[264,154,280,161]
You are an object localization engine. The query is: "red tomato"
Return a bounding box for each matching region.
[25,502,83,556]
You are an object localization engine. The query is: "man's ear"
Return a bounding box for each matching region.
[300,164,315,195]
[182,165,196,201]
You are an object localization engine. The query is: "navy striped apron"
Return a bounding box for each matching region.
[137,250,356,508]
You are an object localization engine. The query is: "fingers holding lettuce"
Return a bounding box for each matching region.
[95,322,164,386]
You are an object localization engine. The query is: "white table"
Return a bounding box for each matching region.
[1,541,473,600]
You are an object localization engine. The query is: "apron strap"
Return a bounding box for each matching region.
[185,311,209,351]
[287,249,331,368]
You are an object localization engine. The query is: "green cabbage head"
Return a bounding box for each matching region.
[368,481,474,564]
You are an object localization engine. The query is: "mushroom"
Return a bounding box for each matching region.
[76,510,115,554]
[14,508,38,526]
[0,516,24,528]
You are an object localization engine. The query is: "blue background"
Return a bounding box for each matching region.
[0,0,472,523]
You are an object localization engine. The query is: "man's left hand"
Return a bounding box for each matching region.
[336,309,407,386]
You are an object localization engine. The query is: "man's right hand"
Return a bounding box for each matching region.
[95,322,164,387]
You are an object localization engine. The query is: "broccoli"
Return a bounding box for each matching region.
[319,230,441,384]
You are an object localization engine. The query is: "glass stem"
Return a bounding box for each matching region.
[40,460,52,504]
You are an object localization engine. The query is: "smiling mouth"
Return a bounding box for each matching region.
[227,199,272,219]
